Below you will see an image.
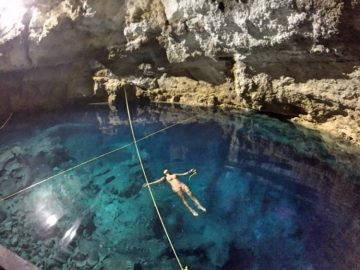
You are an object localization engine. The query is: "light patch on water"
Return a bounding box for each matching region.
[45,214,59,227]
[60,218,82,248]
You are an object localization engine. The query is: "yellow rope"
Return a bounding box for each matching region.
[124,88,187,270]
[0,112,13,130]
[0,116,193,202]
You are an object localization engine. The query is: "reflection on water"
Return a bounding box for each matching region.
[0,104,359,269]
[60,217,82,249]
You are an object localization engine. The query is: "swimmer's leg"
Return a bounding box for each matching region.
[183,188,206,212]
[176,191,198,216]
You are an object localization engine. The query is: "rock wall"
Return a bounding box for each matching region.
[0,0,359,144]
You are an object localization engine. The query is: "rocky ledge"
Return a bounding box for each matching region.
[0,0,359,145]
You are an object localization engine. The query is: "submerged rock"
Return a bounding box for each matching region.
[87,251,99,266]
[75,259,87,268]
[0,209,7,223]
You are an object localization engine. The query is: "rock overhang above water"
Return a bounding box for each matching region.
[0,0,359,147]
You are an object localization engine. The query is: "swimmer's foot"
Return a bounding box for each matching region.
[190,209,198,216]
[197,205,207,212]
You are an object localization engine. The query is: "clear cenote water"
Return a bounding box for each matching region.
[0,103,359,270]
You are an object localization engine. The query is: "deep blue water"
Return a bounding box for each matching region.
[0,104,360,270]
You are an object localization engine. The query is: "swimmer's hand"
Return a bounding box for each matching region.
[188,168,196,174]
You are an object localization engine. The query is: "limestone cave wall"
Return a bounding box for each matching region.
[0,0,359,144]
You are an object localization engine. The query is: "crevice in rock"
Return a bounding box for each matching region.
[22,11,33,66]
[260,104,307,120]
[218,1,225,12]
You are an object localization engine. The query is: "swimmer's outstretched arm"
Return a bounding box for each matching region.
[143,177,165,187]
[175,169,196,176]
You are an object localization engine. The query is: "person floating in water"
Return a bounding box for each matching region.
[143,169,206,216]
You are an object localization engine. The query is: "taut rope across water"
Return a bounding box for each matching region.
[0,112,13,130]
[0,113,193,202]
[124,88,188,270]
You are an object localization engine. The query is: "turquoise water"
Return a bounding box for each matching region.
[0,104,359,270]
